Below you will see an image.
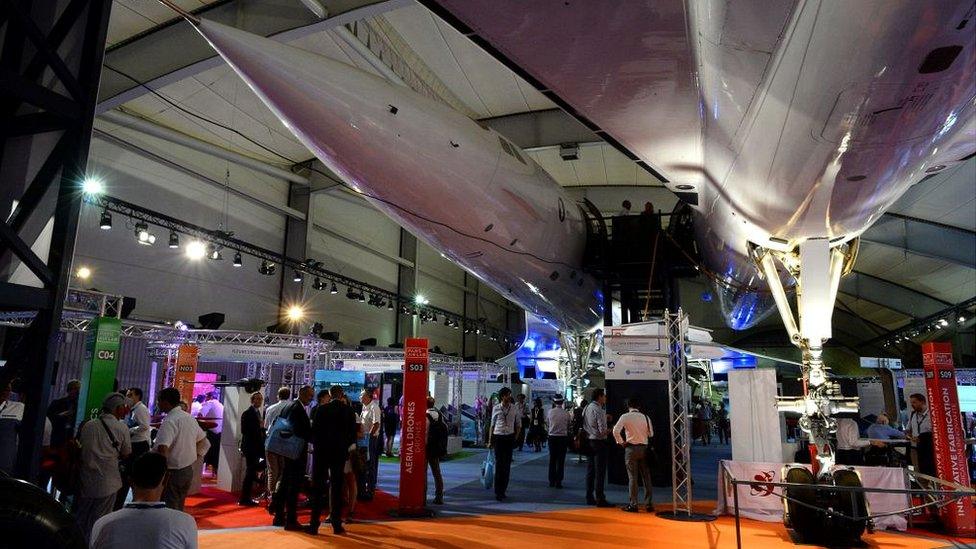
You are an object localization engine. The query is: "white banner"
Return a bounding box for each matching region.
[716,460,909,530]
[525,378,565,395]
[604,334,669,380]
[197,344,306,364]
[337,359,404,372]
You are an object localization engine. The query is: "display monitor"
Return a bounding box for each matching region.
[958,385,976,413]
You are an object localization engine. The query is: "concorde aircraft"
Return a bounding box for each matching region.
[159,0,975,469]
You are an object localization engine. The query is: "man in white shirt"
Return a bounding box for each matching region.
[263,386,291,501]
[488,387,519,501]
[617,200,632,216]
[546,396,571,488]
[834,416,870,466]
[76,393,132,541]
[905,393,934,475]
[360,389,382,500]
[116,387,152,509]
[154,387,209,511]
[612,397,654,512]
[92,452,197,549]
[583,389,612,507]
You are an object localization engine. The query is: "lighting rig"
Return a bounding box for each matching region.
[87,194,521,347]
[872,296,975,348]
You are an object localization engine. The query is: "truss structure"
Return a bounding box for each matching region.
[665,308,693,516]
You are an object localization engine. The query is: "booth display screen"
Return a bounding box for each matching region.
[193,372,218,400]
[315,370,366,398]
[958,385,976,413]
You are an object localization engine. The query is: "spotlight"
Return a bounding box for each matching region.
[959,316,966,323]
[329,282,338,295]
[99,210,112,230]
[75,266,91,280]
[209,249,223,261]
[358,292,366,303]
[82,176,103,195]
[185,240,206,260]
[134,222,155,245]
[293,270,303,283]
[312,277,325,291]
[233,252,243,267]
[168,231,179,249]
[415,294,429,305]
[444,318,451,327]
[259,260,276,275]
[388,300,395,311]
[286,305,304,322]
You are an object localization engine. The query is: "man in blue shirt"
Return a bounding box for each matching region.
[866,413,907,441]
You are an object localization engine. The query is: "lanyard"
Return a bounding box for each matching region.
[914,411,928,433]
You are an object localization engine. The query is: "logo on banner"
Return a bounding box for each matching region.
[405,347,428,361]
[749,471,775,497]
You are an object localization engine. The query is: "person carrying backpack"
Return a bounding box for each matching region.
[426,396,447,505]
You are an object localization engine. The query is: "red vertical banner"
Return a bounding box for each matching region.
[921,341,974,536]
[398,338,429,516]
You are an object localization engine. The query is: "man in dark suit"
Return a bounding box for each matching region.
[307,385,357,536]
[238,391,265,506]
[273,385,313,529]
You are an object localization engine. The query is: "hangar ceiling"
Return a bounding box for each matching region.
[92,0,975,348]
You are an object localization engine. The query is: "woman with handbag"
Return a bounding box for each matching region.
[611,396,654,513]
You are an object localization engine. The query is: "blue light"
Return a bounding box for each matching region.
[523,338,537,351]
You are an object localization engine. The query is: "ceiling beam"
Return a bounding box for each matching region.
[839,271,950,319]
[95,0,411,114]
[861,213,976,268]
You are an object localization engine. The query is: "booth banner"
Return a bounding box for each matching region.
[603,335,668,381]
[716,461,910,530]
[197,343,306,364]
[921,342,975,536]
[77,317,122,427]
[337,359,404,372]
[313,370,366,394]
[398,338,429,515]
[174,344,199,406]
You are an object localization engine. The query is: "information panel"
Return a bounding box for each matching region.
[921,341,974,536]
[398,338,429,516]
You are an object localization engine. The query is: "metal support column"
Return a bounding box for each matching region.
[1,0,113,482]
[658,308,715,522]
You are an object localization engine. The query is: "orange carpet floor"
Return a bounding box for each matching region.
[197,501,961,548]
[185,486,398,529]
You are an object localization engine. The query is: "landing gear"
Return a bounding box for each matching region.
[558,331,597,393]
[752,237,860,472]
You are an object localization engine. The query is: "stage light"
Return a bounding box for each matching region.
[75,266,91,280]
[329,282,338,294]
[358,292,366,303]
[185,240,206,260]
[233,252,243,267]
[312,277,325,290]
[286,305,304,322]
[293,270,303,283]
[99,210,112,230]
[82,176,103,195]
[209,248,223,261]
[444,318,451,327]
[259,260,277,275]
[346,288,357,300]
[939,318,949,327]
[168,231,179,248]
[134,222,155,245]
[959,316,967,323]
[388,300,395,311]
[415,294,429,305]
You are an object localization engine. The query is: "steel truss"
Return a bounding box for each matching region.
[664,309,693,516]
[85,193,521,345]
[0,0,113,482]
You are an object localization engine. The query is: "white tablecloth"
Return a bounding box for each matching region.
[715,460,909,531]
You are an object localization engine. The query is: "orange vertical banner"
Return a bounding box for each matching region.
[174,344,199,406]
[921,341,974,536]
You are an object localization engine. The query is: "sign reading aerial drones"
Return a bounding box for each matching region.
[398,338,429,516]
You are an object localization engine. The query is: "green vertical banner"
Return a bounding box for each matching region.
[76,316,122,428]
